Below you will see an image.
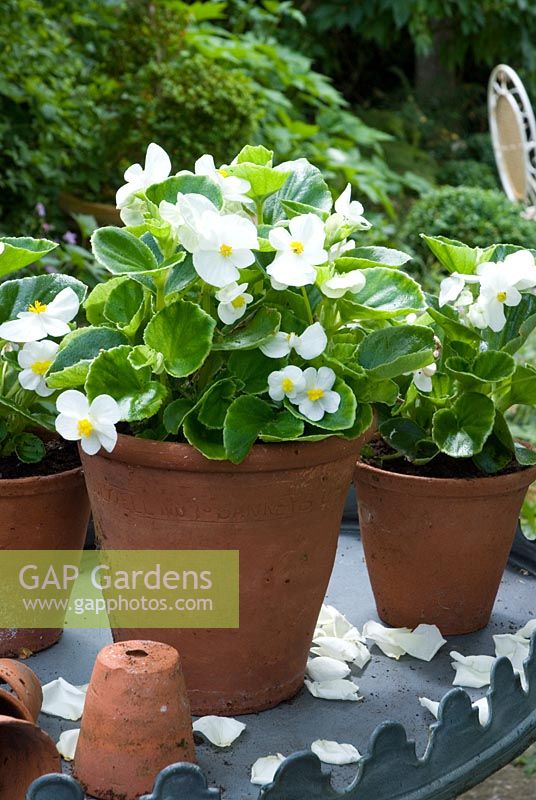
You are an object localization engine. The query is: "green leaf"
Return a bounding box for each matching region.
[163,398,195,435]
[47,327,129,389]
[85,346,168,421]
[144,300,215,377]
[212,308,281,351]
[228,163,290,201]
[0,237,58,278]
[198,379,237,429]
[164,254,198,296]
[339,401,374,440]
[432,393,495,457]
[183,412,226,460]
[235,145,273,166]
[145,175,223,208]
[473,412,515,474]
[497,364,536,410]
[515,442,536,466]
[13,433,46,464]
[84,277,128,325]
[91,227,163,275]
[445,350,515,387]
[223,395,274,463]
[0,274,87,325]
[357,325,435,379]
[379,418,439,464]
[259,410,304,441]
[104,278,149,337]
[264,158,332,223]
[426,304,481,346]
[0,397,55,432]
[420,235,495,275]
[228,349,277,394]
[338,268,426,319]
[280,200,329,220]
[343,246,412,268]
[285,379,357,431]
[486,294,536,354]
[0,420,7,443]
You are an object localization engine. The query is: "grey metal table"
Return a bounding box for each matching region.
[26,518,536,800]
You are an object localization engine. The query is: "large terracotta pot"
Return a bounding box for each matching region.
[0,715,60,800]
[81,433,366,714]
[354,460,536,635]
[0,467,91,657]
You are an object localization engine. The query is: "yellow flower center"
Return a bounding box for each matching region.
[282,378,294,393]
[307,388,325,402]
[218,168,229,177]
[290,240,304,255]
[220,244,233,258]
[496,291,507,302]
[28,300,47,314]
[78,419,94,438]
[31,360,52,375]
[231,296,246,309]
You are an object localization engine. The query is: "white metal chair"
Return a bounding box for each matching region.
[488,64,536,205]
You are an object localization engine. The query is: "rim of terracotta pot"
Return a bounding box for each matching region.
[0,465,85,498]
[354,458,536,498]
[85,432,364,473]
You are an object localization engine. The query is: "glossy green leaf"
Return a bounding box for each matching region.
[379,418,438,463]
[445,350,515,387]
[183,412,226,460]
[223,395,274,463]
[84,277,128,325]
[357,325,435,379]
[212,308,281,351]
[0,397,55,432]
[164,254,198,296]
[473,411,515,474]
[0,274,87,325]
[0,236,58,278]
[235,144,273,166]
[163,398,195,435]
[432,393,495,457]
[497,364,536,411]
[228,163,290,202]
[485,294,536,354]
[280,200,329,220]
[515,442,536,466]
[343,246,412,267]
[198,379,237,429]
[145,175,223,208]
[228,349,278,394]
[85,345,168,421]
[426,304,481,346]
[420,235,495,275]
[338,268,425,319]
[104,278,149,337]
[13,433,46,464]
[285,379,357,431]
[264,158,332,222]
[259,409,304,441]
[47,327,128,389]
[144,300,215,377]
[92,227,162,275]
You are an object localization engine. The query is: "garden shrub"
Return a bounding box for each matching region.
[437,159,498,190]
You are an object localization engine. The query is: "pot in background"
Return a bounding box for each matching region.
[0,659,43,721]
[81,433,367,715]
[354,460,536,635]
[0,715,60,800]
[0,467,91,657]
[74,640,195,800]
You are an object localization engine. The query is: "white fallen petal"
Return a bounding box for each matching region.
[311,739,361,765]
[311,636,359,663]
[395,624,447,662]
[450,651,495,688]
[304,678,362,701]
[192,716,246,747]
[352,641,372,669]
[517,619,536,639]
[419,696,490,726]
[493,634,530,690]
[317,604,335,627]
[56,728,80,761]
[41,678,87,720]
[317,605,363,641]
[251,754,286,786]
[362,620,408,659]
[307,657,350,682]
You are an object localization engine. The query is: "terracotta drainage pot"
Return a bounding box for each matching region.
[354,460,536,635]
[0,467,91,657]
[0,659,43,721]
[0,715,61,800]
[74,640,195,800]
[81,433,366,714]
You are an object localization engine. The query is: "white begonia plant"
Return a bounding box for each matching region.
[0,287,79,343]
[267,214,328,287]
[215,282,253,325]
[194,154,251,204]
[55,390,121,456]
[17,340,59,397]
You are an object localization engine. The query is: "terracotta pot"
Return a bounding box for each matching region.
[59,191,122,227]
[354,460,536,634]
[0,467,91,657]
[0,659,42,722]
[0,715,60,800]
[81,433,366,714]
[74,640,195,800]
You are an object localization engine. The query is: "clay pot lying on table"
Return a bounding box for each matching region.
[74,640,195,800]
[81,432,369,715]
[354,459,536,635]
[0,716,61,800]
[0,465,90,657]
[0,658,43,721]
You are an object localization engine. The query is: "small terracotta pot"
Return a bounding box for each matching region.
[81,433,366,714]
[354,460,536,634]
[0,715,60,800]
[0,659,42,722]
[74,640,195,800]
[0,467,91,657]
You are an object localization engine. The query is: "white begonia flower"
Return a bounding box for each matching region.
[320,269,366,299]
[480,249,536,290]
[116,142,172,209]
[474,254,536,332]
[334,184,371,229]
[251,754,286,786]
[439,274,466,307]
[0,287,79,343]
[192,716,246,747]
[267,366,306,403]
[17,340,59,397]
[270,276,289,291]
[362,621,446,661]
[493,633,530,690]
[310,636,361,664]
[189,210,259,288]
[260,322,327,360]
[42,678,88,720]
[450,651,495,688]
[304,678,362,701]
[517,619,536,638]
[267,214,328,287]
[159,192,219,249]
[55,390,120,456]
[215,282,253,325]
[467,300,487,329]
[306,657,351,682]
[412,362,437,393]
[311,740,361,766]
[194,154,251,204]
[56,729,80,762]
[294,367,340,422]
[419,696,490,726]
